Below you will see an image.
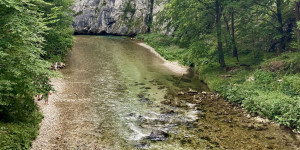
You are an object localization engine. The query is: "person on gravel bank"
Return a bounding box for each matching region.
[44,91,52,104]
[54,62,58,71]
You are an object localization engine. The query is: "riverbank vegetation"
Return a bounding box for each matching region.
[0,0,74,148]
[137,0,300,131]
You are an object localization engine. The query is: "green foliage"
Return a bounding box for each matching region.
[212,69,300,131]
[280,52,300,73]
[150,0,300,131]
[139,33,300,131]
[43,0,74,62]
[0,0,74,149]
[137,34,173,47]
[215,69,300,131]
[122,1,136,20]
[156,0,299,67]
[0,110,42,150]
[124,2,136,15]
[280,74,300,96]
[0,0,53,120]
[253,70,277,88]
[243,91,300,130]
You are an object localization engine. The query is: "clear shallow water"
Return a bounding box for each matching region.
[57,36,300,150]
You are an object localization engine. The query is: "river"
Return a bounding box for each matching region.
[54,36,300,149]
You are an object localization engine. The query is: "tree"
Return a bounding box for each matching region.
[216,0,226,67]
[0,0,52,119]
[158,0,226,68]
[295,0,300,47]
[276,0,286,52]
[0,0,74,121]
[250,0,293,53]
[43,0,74,61]
[157,0,298,69]
[223,0,240,61]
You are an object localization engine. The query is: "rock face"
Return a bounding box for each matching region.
[72,0,165,35]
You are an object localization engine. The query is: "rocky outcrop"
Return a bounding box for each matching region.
[72,0,165,35]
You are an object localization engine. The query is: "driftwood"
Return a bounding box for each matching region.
[236,62,251,67]
[240,64,250,67]
[221,75,233,78]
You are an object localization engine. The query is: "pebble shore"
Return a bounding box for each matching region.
[31,78,65,150]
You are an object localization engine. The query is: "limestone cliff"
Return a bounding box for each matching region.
[72,0,165,35]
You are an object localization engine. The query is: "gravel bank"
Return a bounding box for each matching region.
[137,42,189,75]
[31,78,65,150]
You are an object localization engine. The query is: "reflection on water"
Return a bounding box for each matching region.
[56,36,300,150]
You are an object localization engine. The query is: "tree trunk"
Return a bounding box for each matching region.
[223,14,231,52]
[147,0,155,33]
[295,1,300,47]
[231,10,239,61]
[216,0,226,68]
[223,14,231,36]
[276,0,285,53]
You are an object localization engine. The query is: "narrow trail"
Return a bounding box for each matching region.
[31,36,300,150]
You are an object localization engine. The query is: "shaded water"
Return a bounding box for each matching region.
[57,36,300,150]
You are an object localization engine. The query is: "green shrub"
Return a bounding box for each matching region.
[280,74,300,96]
[218,85,246,104]
[124,2,136,15]
[253,70,276,85]
[213,69,300,131]
[137,34,173,47]
[243,91,300,130]
[253,70,280,91]
[268,51,300,73]
[0,108,42,150]
[251,50,264,65]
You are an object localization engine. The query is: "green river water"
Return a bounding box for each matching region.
[55,36,300,150]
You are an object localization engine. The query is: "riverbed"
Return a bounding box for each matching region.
[34,36,300,150]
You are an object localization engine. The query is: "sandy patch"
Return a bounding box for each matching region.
[31,78,65,150]
[137,43,188,75]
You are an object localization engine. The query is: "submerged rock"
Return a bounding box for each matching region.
[135,142,150,149]
[247,123,267,131]
[161,99,171,105]
[139,98,152,104]
[187,91,198,96]
[158,86,165,89]
[177,91,185,95]
[137,94,144,98]
[187,89,198,95]
[146,130,169,141]
[135,83,146,86]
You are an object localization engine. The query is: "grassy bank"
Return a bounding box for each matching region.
[136,33,300,132]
